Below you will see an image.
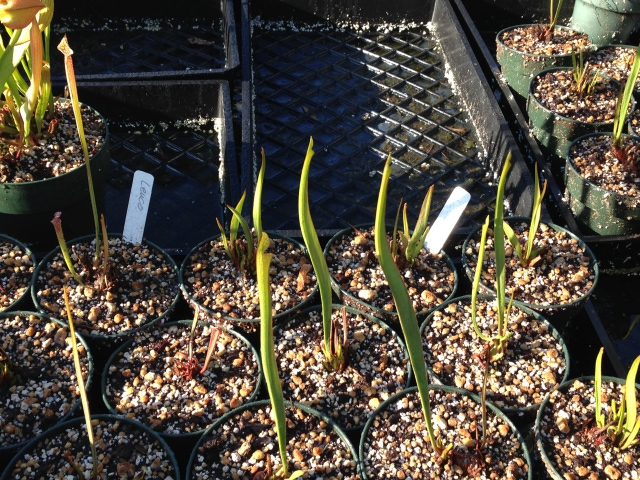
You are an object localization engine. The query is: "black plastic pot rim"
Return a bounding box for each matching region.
[359,385,534,480]
[31,233,181,341]
[418,293,572,414]
[0,234,36,311]
[460,217,600,312]
[179,231,318,325]
[1,414,181,480]
[186,398,359,478]
[323,224,459,319]
[100,319,263,440]
[0,310,94,454]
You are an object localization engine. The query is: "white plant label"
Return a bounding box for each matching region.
[424,186,470,253]
[123,171,154,244]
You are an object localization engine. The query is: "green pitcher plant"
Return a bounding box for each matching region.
[594,347,640,450]
[471,153,515,363]
[611,42,640,173]
[375,154,452,461]
[63,285,98,479]
[571,49,599,98]
[50,36,114,290]
[501,158,548,267]
[216,149,267,276]
[0,0,54,150]
[256,232,304,480]
[298,137,347,371]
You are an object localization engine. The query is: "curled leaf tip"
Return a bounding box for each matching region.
[51,211,62,226]
[57,34,73,56]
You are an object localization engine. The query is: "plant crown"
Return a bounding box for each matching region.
[217,149,266,276]
[571,50,598,98]
[594,347,640,450]
[471,153,515,362]
[502,161,548,268]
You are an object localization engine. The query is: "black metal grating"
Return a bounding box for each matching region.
[252,24,494,233]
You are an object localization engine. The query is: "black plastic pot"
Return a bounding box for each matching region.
[359,386,533,479]
[0,234,35,312]
[101,320,262,463]
[323,224,459,322]
[0,311,93,459]
[186,399,359,479]
[535,375,640,479]
[179,232,317,336]
[461,216,600,328]
[31,234,181,348]
[1,414,181,479]
[420,294,571,416]
[273,303,412,432]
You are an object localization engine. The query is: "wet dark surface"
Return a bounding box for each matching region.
[50,0,237,81]
[252,23,495,233]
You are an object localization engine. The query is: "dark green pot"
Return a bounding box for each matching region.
[496,25,586,100]
[565,133,640,235]
[527,67,620,158]
[0,103,110,254]
[570,0,640,46]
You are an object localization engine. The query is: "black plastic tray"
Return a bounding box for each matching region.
[241,0,537,237]
[73,80,236,258]
[50,0,239,81]
[452,0,638,376]
[236,0,615,381]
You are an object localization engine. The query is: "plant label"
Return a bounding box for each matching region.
[123,171,154,244]
[424,186,470,253]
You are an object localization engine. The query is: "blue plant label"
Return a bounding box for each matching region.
[123,171,154,244]
[424,186,470,254]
